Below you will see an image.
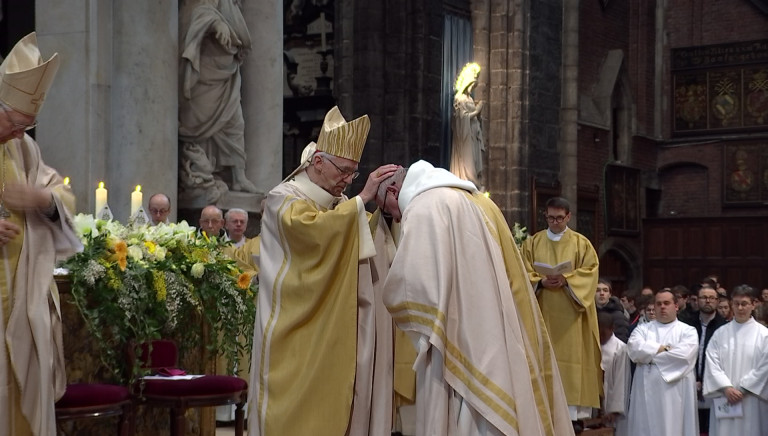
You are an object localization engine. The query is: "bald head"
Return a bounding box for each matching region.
[199,205,224,236]
[148,193,171,225]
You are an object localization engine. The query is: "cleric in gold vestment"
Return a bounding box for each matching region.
[247,106,398,436]
[379,161,573,436]
[521,197,601,421]
[0,33,81,436]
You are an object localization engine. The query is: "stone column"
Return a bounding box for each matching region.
[559,0,579,225]
[241,0,283,207]
[110,1,178,222]
[34,0,178,223]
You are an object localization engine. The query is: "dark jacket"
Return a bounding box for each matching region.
[681,312,728,381]
[597,296,630,342]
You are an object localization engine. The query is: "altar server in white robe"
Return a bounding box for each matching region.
[598,312,630,436]
[627,289,699,436]
[703,284,768,436]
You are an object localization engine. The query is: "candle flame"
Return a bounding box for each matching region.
[484,191,490,198]
[63,177,70,185]
[135,185,142,192]
[98,181,105,189]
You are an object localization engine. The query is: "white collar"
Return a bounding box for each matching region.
[289,171,345,210]
[546,227,569,241]
[398,160,477,212]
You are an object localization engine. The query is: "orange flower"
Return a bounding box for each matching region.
[113,240,128,256]
[237,272,252,290]
[117,255,127,271]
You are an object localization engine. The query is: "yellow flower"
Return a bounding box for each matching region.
[237,272,252,290]
[153,271,167,301]
[144,240,157,254]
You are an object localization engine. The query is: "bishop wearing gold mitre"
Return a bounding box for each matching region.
[0,32,81,436]
[247,106,399,436]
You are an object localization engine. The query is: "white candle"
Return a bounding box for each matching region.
[131,185,143,217]
[320,12,327,51]
[95,181,107,216]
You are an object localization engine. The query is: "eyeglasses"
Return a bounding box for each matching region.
[325,157,359,180]
[733,301,754,308]
[2,107,37,131]
[545,215,568,223]
[699,296,719,301]
[149,208,169,215]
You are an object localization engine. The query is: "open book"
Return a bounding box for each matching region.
[533,260,573,276]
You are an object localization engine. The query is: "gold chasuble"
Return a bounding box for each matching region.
[0,137,80,436]
[249,171,390,436]
[521,228,602,410]
[382,160,573,436]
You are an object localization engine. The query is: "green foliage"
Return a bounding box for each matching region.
[62,215,257,384]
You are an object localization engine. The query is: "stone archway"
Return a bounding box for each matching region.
[598,242,642,297]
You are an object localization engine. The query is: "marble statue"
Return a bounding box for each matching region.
[450,62,485,189]
[179,0,257,202]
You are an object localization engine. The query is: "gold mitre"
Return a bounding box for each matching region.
[0,32,60,116]
[316,106,370,162]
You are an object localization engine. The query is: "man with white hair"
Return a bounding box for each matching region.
[249,106,398,436]
[224,208,248,248]
[0,32,81,436]
[377,160,573,435]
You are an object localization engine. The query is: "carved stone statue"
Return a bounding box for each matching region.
[179,0,257,202]
[450,62,485,189]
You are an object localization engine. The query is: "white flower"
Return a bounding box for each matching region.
[127,245,143,261]
[154,246,167,261]
[191,262,205,278]
[73,214,98,238]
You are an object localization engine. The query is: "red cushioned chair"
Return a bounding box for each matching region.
[55,383,134,436]
[134,339,248,436]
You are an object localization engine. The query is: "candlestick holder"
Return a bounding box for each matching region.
[315,49,333,96]
[96,203,114,221]
[128,206,150,227]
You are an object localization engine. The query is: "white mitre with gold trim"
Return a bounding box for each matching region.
[316,106,370,162]
[0,32,60,116]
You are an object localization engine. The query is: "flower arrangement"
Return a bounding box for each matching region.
[62,214,257,384]
[512,222,529,248]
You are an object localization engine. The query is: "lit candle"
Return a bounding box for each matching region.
[320,12,327,52]
[63,177,70,186]
[95,181,107,216]
[131,185,143,217]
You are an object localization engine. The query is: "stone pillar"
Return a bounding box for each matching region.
[35,0,178,223]
[241,0,283,204]
[110,1,178,222]
[559,0,579,226]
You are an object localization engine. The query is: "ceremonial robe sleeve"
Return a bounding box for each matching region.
[604,343,630,415]
[702,328,733,397]
[653,324,698,383]
[627,324,658,365]
[738,328,768,400]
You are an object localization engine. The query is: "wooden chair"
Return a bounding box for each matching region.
[55,383,134,436]
[134,339,248,436]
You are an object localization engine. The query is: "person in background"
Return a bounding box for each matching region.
[703,284,768,436]
[148,193,171,225]
[626,289,699,436]
[0,32,82,436]
[224,208,248,248]
[199,205,226,239]
[717,296,733,322]
[521,196,601,429]
[680,284,728,435]
[596,278,630,342]
[598,312,630,436]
